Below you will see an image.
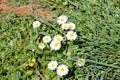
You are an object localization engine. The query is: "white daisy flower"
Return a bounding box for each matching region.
[76,59,85,67]
[68,22,76,30]
[54,35,63,42]
[50,41,61,50]
[57,64,69,76]
[66,31,77,41]
[57,15,68,25]
[43,36,51,43]
[33,21,41,28]
[48,61,58,70]
[61,23,69,30]
[38,43,45,49]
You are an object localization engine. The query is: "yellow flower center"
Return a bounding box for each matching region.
[39,43,45,49]
[51,64,55,67]
[35,23,39,27]
[79,60,83,64]
[45,37,49,41]
[60,18,64,22]
[70,33,74,37]
[69,25,73,29]
[63,25,67,29]
[60,68,65,72]
[56,37,61,41]
[53,43,58,47]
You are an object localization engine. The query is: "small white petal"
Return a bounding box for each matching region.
[57,64,69,76]
[43,36,51,43]
[57,15,68,25]
[76,59,85,67]
[54,35,63,42]
[38,43,45,49]
[68,22,76,30]
[61,23,69,30]
[33,21,41,28]
[50,41,61,50]
[66,31,77,41]
[48,61,58,70]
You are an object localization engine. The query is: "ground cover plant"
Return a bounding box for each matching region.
[0,0,120,80]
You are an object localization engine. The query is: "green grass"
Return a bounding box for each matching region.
[0,0,120,80]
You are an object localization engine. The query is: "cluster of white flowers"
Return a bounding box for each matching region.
[37,35,63,50]
[50,35,63,50]
[47,59,85,76]
[38,36,51,50]
[33,15,78,51]
[57,15,77,41]
[32,15,85,77]
[48,61,69,76]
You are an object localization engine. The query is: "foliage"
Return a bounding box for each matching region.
[0,0,120,80]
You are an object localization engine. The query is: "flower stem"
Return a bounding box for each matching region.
[42,22,63,34]
[86,59,120,69]
[65,40,68,54]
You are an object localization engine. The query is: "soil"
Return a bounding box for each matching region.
[0,0,53,22]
